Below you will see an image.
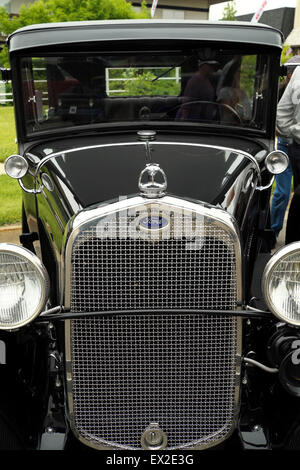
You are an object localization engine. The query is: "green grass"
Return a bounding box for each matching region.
[0,106,17,163]
[0,174,22,226]
[0,106,21,226]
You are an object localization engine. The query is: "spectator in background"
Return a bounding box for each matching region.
[275,56,300,244]
[217,56,252,122]
[178,60,220,122]
[217,87,240,124]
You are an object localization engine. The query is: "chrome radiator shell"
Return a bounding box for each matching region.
[64,196,242,450]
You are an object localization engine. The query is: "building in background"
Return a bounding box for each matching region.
[2,0,224,18]
[235,0,300,53]
[236,7,295,42]
[0,0,225,49]
[286,0,300,53]
[0,0,34,14]
[130,1,224,20]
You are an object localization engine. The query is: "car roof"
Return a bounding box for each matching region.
[7,19,283,52]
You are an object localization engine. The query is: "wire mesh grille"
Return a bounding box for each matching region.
[68,206,239,449]
[70,213,237,312]
[70,314,238,449]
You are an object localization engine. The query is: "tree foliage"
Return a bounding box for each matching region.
[0,0,149,66]
[281,44,293,64]
[119,70,180,97]
[221,1,237,21]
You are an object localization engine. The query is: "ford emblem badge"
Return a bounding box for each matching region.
[139,215,168,230]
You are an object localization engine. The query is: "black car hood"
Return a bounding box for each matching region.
[33,135,260,212]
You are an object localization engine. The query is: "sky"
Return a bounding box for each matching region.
[209,0,297,20]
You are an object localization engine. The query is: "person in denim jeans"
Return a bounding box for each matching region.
[272,56,300,242]
[270,136,292,237]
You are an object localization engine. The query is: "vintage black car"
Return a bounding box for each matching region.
[1,19,300,452]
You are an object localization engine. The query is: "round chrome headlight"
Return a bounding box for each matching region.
[0,244,49,330]
[262,242,300,326]
[4,154,28,179]
[265,150,289,175]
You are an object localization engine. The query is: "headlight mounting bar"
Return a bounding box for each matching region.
[36,305,271,322]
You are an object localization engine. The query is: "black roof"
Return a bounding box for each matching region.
[7,19,283,52]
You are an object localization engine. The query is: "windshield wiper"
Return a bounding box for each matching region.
[151,57,189,83]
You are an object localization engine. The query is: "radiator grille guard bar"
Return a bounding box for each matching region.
[64,197,242,450]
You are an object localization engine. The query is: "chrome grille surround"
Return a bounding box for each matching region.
[64,196,242,450]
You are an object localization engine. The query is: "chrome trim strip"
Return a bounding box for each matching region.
[68,195,240,239]
[31,141,261,183]
[64,195,243,450]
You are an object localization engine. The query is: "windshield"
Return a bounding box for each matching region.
[20,48,270,135]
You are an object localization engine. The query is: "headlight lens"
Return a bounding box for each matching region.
[265,150,289,175]
[262,242,300,325]
[4,155,28,179]
[0,244,49,329]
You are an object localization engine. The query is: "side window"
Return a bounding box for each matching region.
[240,55,257,101]
[32,58,48,122]
[22,57,48,131]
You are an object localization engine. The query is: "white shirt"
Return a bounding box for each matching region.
[277,66,300,144]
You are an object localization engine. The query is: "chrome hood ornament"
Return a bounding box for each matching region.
[138,163,167,198]
[137,130,167,198]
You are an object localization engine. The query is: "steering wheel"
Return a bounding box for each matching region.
[160,100,242,124]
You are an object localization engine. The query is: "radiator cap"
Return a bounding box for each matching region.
[137,130,156,141]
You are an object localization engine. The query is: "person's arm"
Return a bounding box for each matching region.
[276,80,295,137]
[276,67,300,138]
